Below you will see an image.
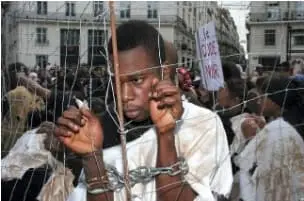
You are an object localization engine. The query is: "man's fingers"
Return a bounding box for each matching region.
[158,97,178,108]
[154,81,177,92]
[62,109,83,126]
[57,117,80,132]
[244,115,265,128]
[149,80,181,110]
[58,138,96,153]
[80,107,94,121]
[54,126,73,137]
[67,106,78,112]
[158,87,178,96]
[151,86,178,99]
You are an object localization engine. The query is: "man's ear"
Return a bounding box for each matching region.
[162,61,173,81]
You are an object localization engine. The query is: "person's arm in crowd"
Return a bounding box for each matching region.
[17,74,51,99]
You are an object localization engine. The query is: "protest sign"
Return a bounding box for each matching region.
[196,21,224,91]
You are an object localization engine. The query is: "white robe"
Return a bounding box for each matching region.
[1,129,75,201]
[238,118,304,201]
[67,101,233,201]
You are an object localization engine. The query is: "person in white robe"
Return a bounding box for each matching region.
[67,101,233,201]
[233,74,304,201]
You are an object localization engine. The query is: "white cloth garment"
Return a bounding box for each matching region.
[67,101,233,201]
[230,113,250,158]
[1,128,75,201]
[1,128,55,180]
[228,113,249,201]
[238,118,304,201]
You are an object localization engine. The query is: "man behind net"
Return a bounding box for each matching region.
[54,20,232,201]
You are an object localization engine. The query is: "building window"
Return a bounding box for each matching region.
[66,2,76,16]
[258,56,280,70]
[264,29,275,46]
[37,2,47,15]
[120,2,130,18]
[295,2,304,19]
[61,29,80,46]
[267,2,279,7]
[147,2,158,19]
[294,35,304,45]
[93,1,104,17]
[36,55,48,68]
[36,27,47,44]
[88,30,107,65]
[88,30,105,46]
[60,29,80,66]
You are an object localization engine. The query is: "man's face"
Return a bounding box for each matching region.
[257,91,279,117]
[217,82,234,108]
[113,46,158,122]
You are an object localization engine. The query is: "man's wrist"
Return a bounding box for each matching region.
[157,130,177,166]
[157,128,175,141]
[82,150,108,190]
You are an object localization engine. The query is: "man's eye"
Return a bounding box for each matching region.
[132,78,144,84]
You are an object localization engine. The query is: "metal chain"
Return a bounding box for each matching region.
[83,157,189,193]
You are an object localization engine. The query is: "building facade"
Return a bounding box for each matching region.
[246,1,304,73]
[3,1,242,71]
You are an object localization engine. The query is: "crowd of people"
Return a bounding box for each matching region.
[1,20,304,201]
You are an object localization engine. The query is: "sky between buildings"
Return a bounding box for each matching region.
[222,1,250,57]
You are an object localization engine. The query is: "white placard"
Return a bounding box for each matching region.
[196,21,224,91]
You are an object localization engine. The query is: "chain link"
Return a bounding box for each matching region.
[83,157,189,193]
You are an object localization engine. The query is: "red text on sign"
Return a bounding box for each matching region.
[205,63,220,79]
[202,40,217,57]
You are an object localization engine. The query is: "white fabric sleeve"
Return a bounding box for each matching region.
[179,112,233,200]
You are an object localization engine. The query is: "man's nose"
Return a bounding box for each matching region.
[121,82,135,103]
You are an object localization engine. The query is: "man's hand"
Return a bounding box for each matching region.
[54,106,103,154]
[241,116,264,139]
[247,114,266,129]
[149,79,183,134]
